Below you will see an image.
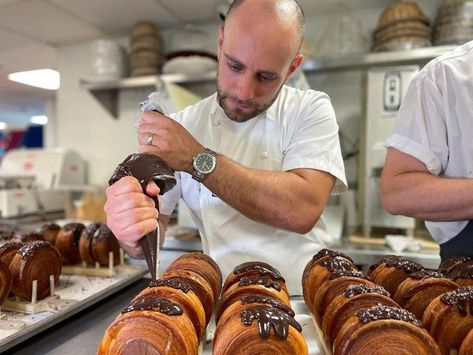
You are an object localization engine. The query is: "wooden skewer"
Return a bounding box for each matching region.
[95,261,100,269]
[119,248,125,265]
[50,274,55,297]
[82,261,87,268]
[109,251,113,270]
[31,280,38,304]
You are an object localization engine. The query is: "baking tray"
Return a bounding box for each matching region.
[200,297,330,355]
[0,263,147,353]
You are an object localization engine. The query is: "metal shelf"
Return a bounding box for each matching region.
[81,45,457,118]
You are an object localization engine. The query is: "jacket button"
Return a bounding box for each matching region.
[261,152,268,159]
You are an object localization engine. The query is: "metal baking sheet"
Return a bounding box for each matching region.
[0,264,147,353]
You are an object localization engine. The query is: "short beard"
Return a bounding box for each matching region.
[217,74,283,122]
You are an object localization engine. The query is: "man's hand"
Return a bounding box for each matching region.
[137,111,203,173]
[104,176,160,251]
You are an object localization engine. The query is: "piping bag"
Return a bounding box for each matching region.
[108,92,176,280]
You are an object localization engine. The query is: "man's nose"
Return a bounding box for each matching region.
[236,74,256,101]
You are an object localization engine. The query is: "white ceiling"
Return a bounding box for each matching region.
[0,0,394,128]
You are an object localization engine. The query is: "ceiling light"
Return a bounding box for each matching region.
[8,69,60,90]
[0,122,6,130]
[31,115,48,125]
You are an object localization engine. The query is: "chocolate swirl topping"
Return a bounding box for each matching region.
[0,241,23,254]
[233,261,285,282]
[240,305,302,339]
[240,294,295,317]
[82,223,100,241]
[441,286,473,317]
[368,255,423,274]
[149,277,192,293]
[122,296,183,316]
[93,224,116,241]
[319,256,356,273]
[18,240,51,259]
[446,260,473,281]
[409,270,445,280]
[344,284,390,298]
[14,231,43,243]
[62,223,86,247]
[439,256,472,275]
[238,276,281,291]
[357,305,422,327]
[312,248,353,263]
[328,270,369,281]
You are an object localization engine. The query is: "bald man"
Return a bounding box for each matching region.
[105,0,347,294]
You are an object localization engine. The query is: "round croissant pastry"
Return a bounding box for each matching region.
[393,270,458,319]
[14,231,44,243]
[0,241,23,266]
[168,252,222,301]
[322,284,399,346]
[133,277,207,340]
[441,257,473,287]
[98,295,198,355]
[0,260,12,305]
[55,222,86,265]
[222,261,286,295]
[311,270,375,323]
[213,303,308,355]
[439,256,471,275]
[334,305,440,355]
[39,222,61,245]
[217,275,291,322]
[422,286,473,354]
[79,223,99,265]
[302,251,357,310]
[0,230,17,245]
[80,223,120,266]
[460,328,473,355]
[161,268,214,324]
[367,255,424,295]
[9,241,62,301]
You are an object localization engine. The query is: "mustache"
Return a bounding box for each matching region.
[221,93,255,107]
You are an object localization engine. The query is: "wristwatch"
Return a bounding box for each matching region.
[192,148,217,182]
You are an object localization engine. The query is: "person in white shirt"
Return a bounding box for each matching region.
[105,0,347,294]
[382,40,473,262]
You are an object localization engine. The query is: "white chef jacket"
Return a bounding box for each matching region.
[385,40,473,245]
[161,85,347,295]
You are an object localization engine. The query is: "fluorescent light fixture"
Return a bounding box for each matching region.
[31,115,48,125]
[0,122,6,130]
[8,69,60,90]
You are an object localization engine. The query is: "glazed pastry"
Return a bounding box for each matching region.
[334,305,440,355]
[0,260,12,304]
[98,295,198,355]
[79,223,100,265]
[55,222,86,264]
[213,302,308,354]
[161,268,214,324]
[322,284,399,346]
[217,275,291,323]
[441,257,473,287]
[133,277,207,340]
[422,286,473,354]
[311,270,375,323]
[222,261,286,295]
[460,327,473,355]
[393,270,458,319]
[0,241,23,266]
[9,241,62,301]
[367,255,424,295]
[168,252,222,301]
[39,222,61,245]
[302,251,357,310]
[14,231,44,243]
[438,256,471,275]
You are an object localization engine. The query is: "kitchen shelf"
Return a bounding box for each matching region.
[81,45,457,118]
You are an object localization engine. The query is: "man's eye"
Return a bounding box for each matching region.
[228,62,242,71]
[259,74,275,82]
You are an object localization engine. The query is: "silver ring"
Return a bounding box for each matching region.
[147,133,153,145]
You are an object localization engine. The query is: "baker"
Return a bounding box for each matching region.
[105,0,347,294]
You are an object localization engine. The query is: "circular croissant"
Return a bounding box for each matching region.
[0,241,23,266]
[9,241,62,301]
[322,284,399,346]
[441,258,473,287]
[393,270,458,319]
[367,255,424,295]
[460,328,473,355]
[79,223,99,265]
[311,271,374,323]
[422,286,473,354]
[161,268,214,324]
[98,296,198,355]
[334,305,440,355]
[302,253,357,310]
[39,222,61,245]
[55,222,85,265]
[168,252,222,301]
[133,277,206,340]
[0,260,12,304]
[91,224,120,266]
[213,303,308,355]
[217,276,290,323]
[15,231,44,243]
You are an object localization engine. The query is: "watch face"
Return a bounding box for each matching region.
[195,153,215,174]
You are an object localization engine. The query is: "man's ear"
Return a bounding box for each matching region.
[284,53,304,83]
[217,25,225,60]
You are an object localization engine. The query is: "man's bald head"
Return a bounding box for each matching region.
[225,0,305,53]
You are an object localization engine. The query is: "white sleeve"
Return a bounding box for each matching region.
[384,72,447,176]
[282,91,347,194]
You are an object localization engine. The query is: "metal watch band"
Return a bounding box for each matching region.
[192,148,217,182]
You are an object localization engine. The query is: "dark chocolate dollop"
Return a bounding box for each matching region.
[240,294,295,317]
[0,241,23,254]
[439,256,472,275]
[62,223,86,247]
[368,255,423,275]
[240,304,302,339]
[446,260,473,281]
[409,270,445,280]
[238,276,281,291]
[149,277,192,293]
[328,270,369,281]
[441,286,473,317]
[81,223,101,241]
[93,224,116,241]
[122,296,183,316]
[17,240,51,259]
[14,231,43,243]
[356,305,422,327]
[319,256,356,273]
[233,261,285,282]
[344,284,390,298]
[312,249,353,263]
